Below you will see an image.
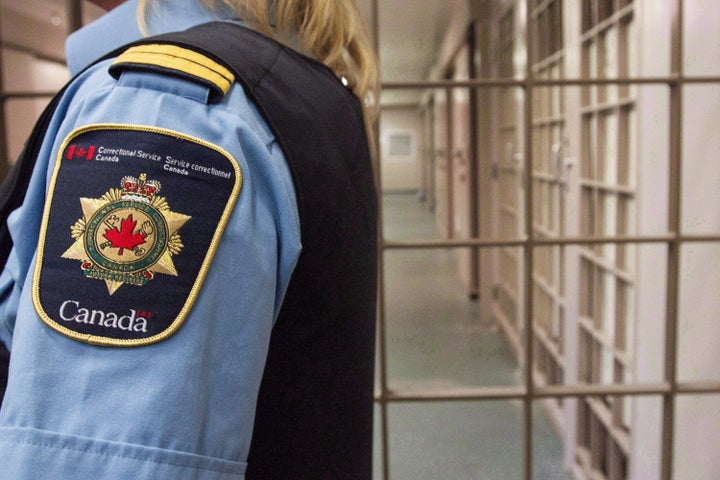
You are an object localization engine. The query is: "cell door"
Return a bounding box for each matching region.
[528,0,568,426]
[490,5,525,352]
[573,1,637,478]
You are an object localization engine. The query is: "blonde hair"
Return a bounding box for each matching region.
[137,0,378,118]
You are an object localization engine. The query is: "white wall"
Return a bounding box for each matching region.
[630,1,674,478]
[1,5,70,163]
[632,1,720,479]
[2,50,69,162]
[1,1,107,166]
[380,107,424,192]
[673,1,720,479]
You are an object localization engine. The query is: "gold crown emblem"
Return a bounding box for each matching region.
[121,173,161,203]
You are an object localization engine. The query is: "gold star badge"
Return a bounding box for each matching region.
[62,173,191,295]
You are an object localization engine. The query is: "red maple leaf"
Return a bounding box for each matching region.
[104,214,147,255]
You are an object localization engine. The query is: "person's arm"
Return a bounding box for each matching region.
[0,341,8,404]
[0,266,14,406]
[0,43,300,477]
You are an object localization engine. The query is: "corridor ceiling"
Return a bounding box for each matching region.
[359,0,467,105]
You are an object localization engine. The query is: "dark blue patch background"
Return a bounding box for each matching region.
[36,127,239,343]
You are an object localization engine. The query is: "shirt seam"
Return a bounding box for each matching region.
[0,437,245,474]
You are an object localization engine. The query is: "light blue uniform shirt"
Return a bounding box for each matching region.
[0,2,301,478]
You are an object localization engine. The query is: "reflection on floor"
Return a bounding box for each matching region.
[374,193,570,480]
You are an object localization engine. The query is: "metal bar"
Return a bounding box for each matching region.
[0,8,8,177]
[376,380,720,403]
[539,383,671,398]
[522,2,536,478]
[66,0,83,35]
[382,232,720,249]
[676,382,720,395]
[2,92,57,100]
[382,75,720,91]
[578,3,635,43]
[424,99,437,212]
[661,0,684,478]
[371,3,720,480]
[382,386,527,402]
[381,76,697,90]
[0,40,67,65]
[467,21,481,299]
[673,234,720,243]
[378,384,662,402]
[376,139,391,480]
[382,234,676,249]
[371,0,390,476]
[681,76,720,83]
[428,100,437,211]
[445,86,455,239]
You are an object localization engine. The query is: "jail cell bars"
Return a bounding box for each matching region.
[377,1,720,480]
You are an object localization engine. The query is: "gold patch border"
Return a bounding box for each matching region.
[32,124,242,347]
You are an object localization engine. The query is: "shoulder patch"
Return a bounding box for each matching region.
[33,125,242,346]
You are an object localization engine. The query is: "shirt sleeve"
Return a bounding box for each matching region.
[0,58,301,479]
[0,250,20,350]
[0,90,77,351]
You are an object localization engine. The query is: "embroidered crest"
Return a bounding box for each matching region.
[33,125,241,346]
[62,173,190,295]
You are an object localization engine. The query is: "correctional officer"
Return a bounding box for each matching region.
[0,1,378,479]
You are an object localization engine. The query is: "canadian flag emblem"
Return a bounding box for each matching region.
[66,145,96,160]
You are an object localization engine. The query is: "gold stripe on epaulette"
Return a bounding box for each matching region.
[112,44,235,95]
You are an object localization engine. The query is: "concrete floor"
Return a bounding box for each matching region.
[374,193,571,480]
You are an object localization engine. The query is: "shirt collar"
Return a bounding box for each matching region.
[65,0,235,75]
